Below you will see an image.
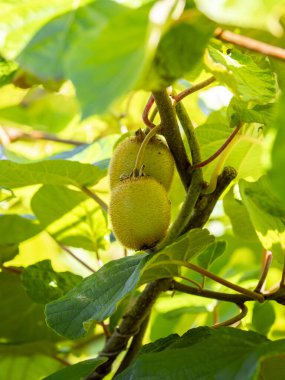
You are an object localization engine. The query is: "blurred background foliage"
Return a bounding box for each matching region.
[1,0,285,379]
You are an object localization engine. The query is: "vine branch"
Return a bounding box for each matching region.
[86,278,172,380]
[213,303,248,328]
[152,90,191,190]
[215,28,285,61]
[173,76,216,105]
[81,186,108,213]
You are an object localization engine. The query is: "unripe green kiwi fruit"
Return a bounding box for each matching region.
[109,176,171,250]
[109,132,174,191]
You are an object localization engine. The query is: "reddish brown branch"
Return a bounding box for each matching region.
[142,95,156,129]
[215,28,285,61]
[192,123,242,170]
[173,76,216,104]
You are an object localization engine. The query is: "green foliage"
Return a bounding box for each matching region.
[1,1,285,379]
[206,45,278,104]
[22,260,82,304]
[116,327,285,379]
[46,254,149,338]
[43,358,106,380]
[0,160,106,188]
[31,185,108,251]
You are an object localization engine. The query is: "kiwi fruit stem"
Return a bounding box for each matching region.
[133,124,161,177]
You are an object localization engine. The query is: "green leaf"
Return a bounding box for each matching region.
[22,260,82,304]
[227,97,277,128]
[65,4,151,116]
[0,91,79,132]
[144,13,215,89]
[197,241,226,269]
[116,327,285,380]
[0,0,91,60]
[43,358,106,380]
[0,215,42,245]
[0,351,61,380]
[0,244,19,264]
[268,95,285,210]
[240,176,285,255]
[31,185,108,251]
[45,254,149,339]
[0,272,60,343]
[205,45,278,104]
[141,229,215,283]
[0,160,106,188]
[252,301,276,336]
[223,188,259,242]
[18,0,124,80]
[196,0,284,34]
[0,58,18,87]
[195,121,265,182]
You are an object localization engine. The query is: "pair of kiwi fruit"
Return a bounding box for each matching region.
[109,130,174,250]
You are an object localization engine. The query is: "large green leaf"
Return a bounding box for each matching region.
[197,241,226,269]
[195,122,264,182]
[141,229,214,283]
[223,188,259,242]
[252,301,276,336]
[205,45,278,104]
[0,91,79,132]
[0,272,59,343]
[0,215,42,245]
[0,0,92,60]
[268,95,285,210]
[18,0,124,80]
[45,254,149,339]
[0,244,19,264]
[227,97,277,128]
[43,358,106,380]
[0,351,61,380]
[240,176,285,257]
[116,327,285,379]
[0,58,18,87]
[65,4,151,116]
[196,0,285,33]
[22,260,82,304]
[31,185,108,251]
[144,12,215,89]
[0,160,106,188]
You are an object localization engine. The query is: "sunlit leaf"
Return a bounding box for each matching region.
[45,254,149,339]
[22,260,82,304]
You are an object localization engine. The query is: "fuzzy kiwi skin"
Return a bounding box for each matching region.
[109,136,174,191]
[109,176,171,250]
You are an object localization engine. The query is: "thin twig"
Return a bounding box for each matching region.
[142,95,156,129]
[192,123,242,170]
[176,275,203,292]
[0,265,22,275]
[151,260,264,302]
[215,28,285,61]
[81,186,108,213]
[173,76,216,105]
[255,250,272,293]
[7,129,85,146]
[213,303,248,328]
[60,244,96,273]
[50,354,70,366]
[99,322,111,338]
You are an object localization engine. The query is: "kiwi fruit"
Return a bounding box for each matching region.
[109,176,171,250]
[109,133,174,191]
